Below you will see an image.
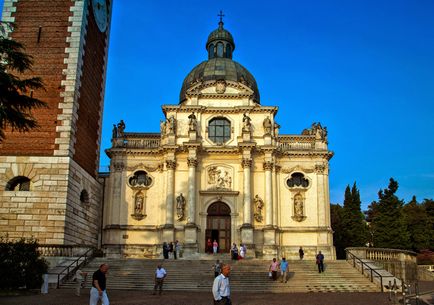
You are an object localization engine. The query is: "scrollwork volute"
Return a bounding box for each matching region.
[315,164,327,174]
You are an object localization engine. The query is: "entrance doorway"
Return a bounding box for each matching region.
[206,202,231,253]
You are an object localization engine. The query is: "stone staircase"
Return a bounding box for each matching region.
[61,258,379,292]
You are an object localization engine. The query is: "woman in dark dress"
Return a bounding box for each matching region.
[162,242,169,259]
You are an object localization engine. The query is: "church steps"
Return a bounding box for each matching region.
[60,258,379,292]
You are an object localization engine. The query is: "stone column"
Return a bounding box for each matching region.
[241,158,252,225]
[165,160,176,226]
[263,161,276,259]
[110,161,124,225]
[263,161,274,226]
[187,158,198,224]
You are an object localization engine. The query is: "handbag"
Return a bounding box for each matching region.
[268,271,272,278]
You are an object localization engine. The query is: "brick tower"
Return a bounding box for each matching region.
[0,0,112,247]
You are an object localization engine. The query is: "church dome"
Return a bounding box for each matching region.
[179,19,260,103]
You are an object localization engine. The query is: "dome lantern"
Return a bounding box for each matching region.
[206,11,235,60]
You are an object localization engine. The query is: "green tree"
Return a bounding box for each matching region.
[330,203,346,259]
[368,178,410,249]
[0,22,46,142]
[422,199,434,250]
[0,237,48,289]
[342,183,369,248]
[403,196,430,251]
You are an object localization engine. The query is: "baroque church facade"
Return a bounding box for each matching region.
[0,1,335,260]
[103,19,335,259]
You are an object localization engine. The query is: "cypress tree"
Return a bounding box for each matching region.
[342,183,368,248]
[403,196,430,251]
[370,178,410,249]
[330,203,346,259]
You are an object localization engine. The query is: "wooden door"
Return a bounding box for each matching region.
[207,202,231,253]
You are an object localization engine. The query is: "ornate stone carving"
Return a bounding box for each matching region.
[187,158,198,168]
[253,194,264,222]
[207,166,232,190]
[241,158,252,168]
[274,164,281,173]
[263,117,272,135]
[302,122,327,142]
[112,162,124,172]
[315,163,327,174]
[166,115,176,135]
[166,160,177,170]
[112,120,125,139]
[242,113,252,133]
[292,193,306,222]
[127,163,163,172]
[274,122,280,137]
[263,161,274,171]
[281,166,314,174]
[131,191,146,220]
[215,80,227,94]
[188,112,198,132]
[286,173,309,188]
[128,170,153,189]
[160,120,166,136]
[176,193,186,220]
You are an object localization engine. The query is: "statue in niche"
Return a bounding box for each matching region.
[117,120,126,138]
[188,112,197,132]
[242,113,251,132]
[167,115,176,134]
[176,193,186,220]
[292,193,305,222]
[160,120,166,136]
[263,117,272,134]
[131,192,146,220]
[253,195,264,222]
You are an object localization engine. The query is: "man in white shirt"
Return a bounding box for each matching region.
[153,264,167,295]
[212,264,231,305]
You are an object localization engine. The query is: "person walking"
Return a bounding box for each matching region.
[89,264,109,305]
[316,251,325,273]
[169,242,174,259]
[212,264,232,305]
[269,258,279,281]
[299,247,304,260]
[239,244,245,259]
[73,269,87,296]
[280,257,288,283]
[153,264,167,295]
[207,238,213,254]
[230,243,238,260]
[212,259,222,278]
[213,239,219,254]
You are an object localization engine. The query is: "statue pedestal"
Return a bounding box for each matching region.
[263,226,277,259]
[263,134,272,145]
[240,224,255,258]
[242,131,251,142]
[162,225,174,243]
[183,223,198,257]
[167,133,176,145]
[188,130,197,141]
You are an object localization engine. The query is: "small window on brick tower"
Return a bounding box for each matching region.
[5,176,31,191]
[80,189,90,205]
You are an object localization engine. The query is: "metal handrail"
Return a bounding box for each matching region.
[346,250,396,292]
[48,247,94,288]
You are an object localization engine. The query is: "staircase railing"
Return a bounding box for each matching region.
[346,250,395,292]
[48,247,94,288]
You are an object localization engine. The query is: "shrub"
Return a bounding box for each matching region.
[0,237,48,289]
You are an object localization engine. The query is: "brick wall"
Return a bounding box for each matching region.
[0,0,72,155]
[72,2,108,177]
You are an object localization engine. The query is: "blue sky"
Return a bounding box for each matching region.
[2,1,434,209]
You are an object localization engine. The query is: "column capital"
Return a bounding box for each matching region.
[263,161,274,171]
[241,158,252,168]
[166,160,177,170]
[315,163,328,174]
[112,161,125,172]
[187,158,198,168]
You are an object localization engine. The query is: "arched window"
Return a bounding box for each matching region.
[129,170,152,187]
[208,43,215,59]
[80,189,90,204]
[225,44,231,58]
[208,117,231,144]
[5,176,31,191]
[286,173,309,188]
[216,42,224,57]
